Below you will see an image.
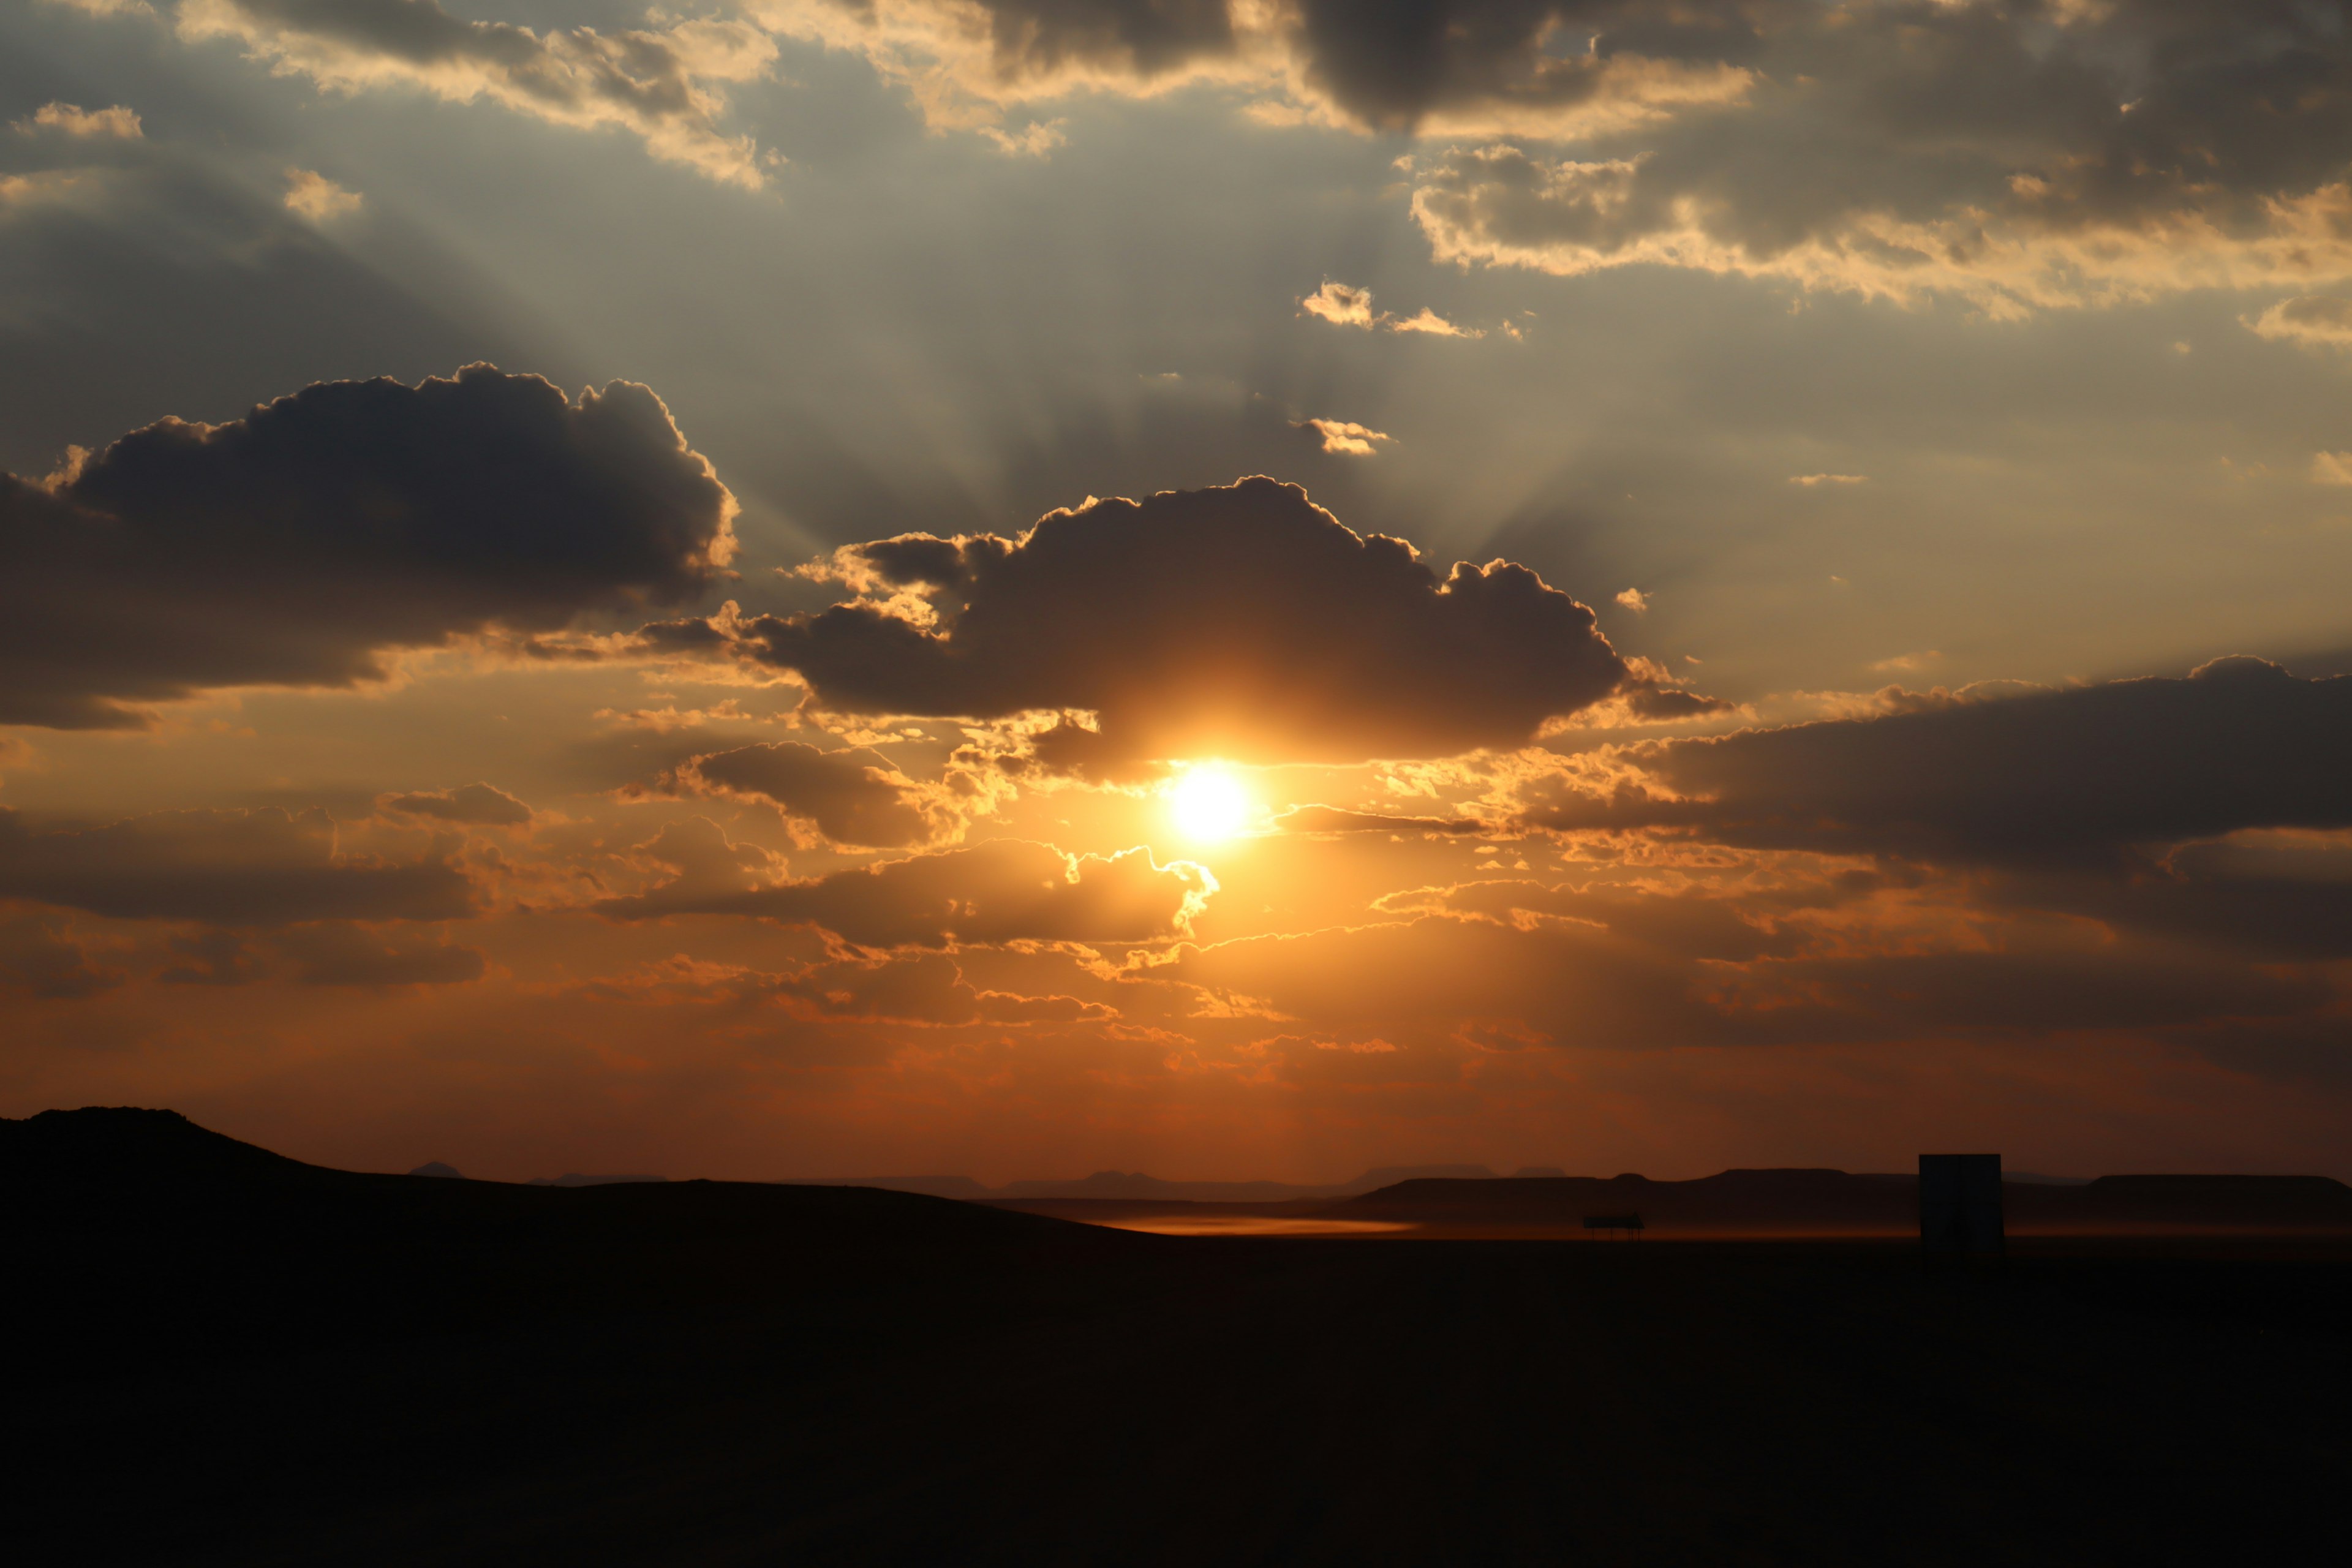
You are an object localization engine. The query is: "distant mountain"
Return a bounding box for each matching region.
[409,1161,463,1178]
[802,1163,1501,1204]
[1330,1168,2352,1236]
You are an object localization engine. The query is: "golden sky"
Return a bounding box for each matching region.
[2,1,2348,1182]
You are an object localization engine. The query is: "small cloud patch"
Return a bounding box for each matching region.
[14,102,142,139]
[1299,418,1392,456]
[285,168,361,220]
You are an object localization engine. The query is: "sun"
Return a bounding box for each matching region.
[1167,766,1253,843]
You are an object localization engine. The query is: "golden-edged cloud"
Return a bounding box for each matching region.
[13,102,143,138]
[176,0,778,187]
[595,825,1215,947]
[1298,417,1390,456]
[658,476,1632,769]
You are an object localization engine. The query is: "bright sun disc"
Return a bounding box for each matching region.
[1169,767,1251,843]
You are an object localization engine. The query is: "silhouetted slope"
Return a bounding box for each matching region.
[4,1106,1137,1368]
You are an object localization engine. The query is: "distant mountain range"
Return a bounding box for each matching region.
[788,1164,1510,1202]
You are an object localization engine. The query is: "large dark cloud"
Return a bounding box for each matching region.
[699,477,1629,767]
[0,807,475,925]
[1518,658,2352,864]
[0,365,733,728]
[862,2,2352,306]
[595,821,1212,947]
[684,742,934,848]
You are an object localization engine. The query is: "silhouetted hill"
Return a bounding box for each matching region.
[4,1106,1138,1369]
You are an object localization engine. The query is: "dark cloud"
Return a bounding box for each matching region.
[276,921,488,987]
[1401,1,2352,306]
[0,807,474,925]
[0,365,734,728]
[595,821,1213,948]
[0,911,116,1000]
[1996,839,2352,962]
[1378,876,1803,963]
[159,930,265,988]
[777,949,1115,1025]
[961,0,1237,77]
[1518,659,2352,864]
[1275,805,1489,836]
[684,742,933,848]
[382,783,535,826]
[699,477,1627,767]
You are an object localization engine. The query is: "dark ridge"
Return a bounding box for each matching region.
[3,1106,1143,1374]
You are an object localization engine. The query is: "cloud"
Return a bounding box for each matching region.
[1299,418,1392,456]
[380,784,534,827]
[1614,587,1647,612]
[1300,281,1376,327]
[1299,281,1477,336]
[13,103,142,139]
[2312,451,2352,486]
[1385,306,1479,337]
[774,949,1114,1026]
[749,0,1253,134]
[1790,473,1866,487]
[0,807,474,925]
[1273,805,1489,837]
[176,0,777,188]
[284,167,360,219]
[0,365,735,728]
[1513,657,2352,865]
[0,913,117,999]
[761,0,2352,312]
[681,741,937,848]
[759,0,1738,140]
[2247,295,2352,350]
[276,921,487,987]
[596,823,1215,948]
[682,477,1627,769]
[1386,2,2352,313]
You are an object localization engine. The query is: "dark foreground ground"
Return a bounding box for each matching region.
[9,1111,2349,1566]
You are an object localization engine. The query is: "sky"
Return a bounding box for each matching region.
[2,0,2348,1183]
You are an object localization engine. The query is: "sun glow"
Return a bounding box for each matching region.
[1168,766,1253,843]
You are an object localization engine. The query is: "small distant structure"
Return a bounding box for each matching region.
[1583,1213,1645,1239]
[1919,1153,2003,1257]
